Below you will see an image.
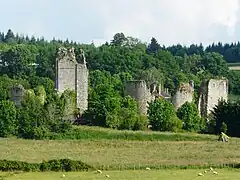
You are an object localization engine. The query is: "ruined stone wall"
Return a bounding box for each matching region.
[198,79,228,117]
[198,81,208,117]
[207,79,228,115]
[124,80,151,115]
[55,47,88,115]
[10,84,25,107]
[76,64,89,115]
[56,54,76,93]
[172,82,194,110]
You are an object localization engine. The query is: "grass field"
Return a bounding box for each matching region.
[1,169,240,180]
[0,135,240,170]
[52,125,218,141]
[228,62,240,70]
[1,126,240,180]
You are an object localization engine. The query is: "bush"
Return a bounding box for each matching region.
[177,102,205,132]
[0,100,17,137]
[133,114,149,131]
[220,122,228,134]
[212,100,240,137]
[148,97,182,132]
[0,159,92,172]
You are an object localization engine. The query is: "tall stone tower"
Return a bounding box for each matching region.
[124,80,152,115]
[198,79,228,117]
[55,47,88,115]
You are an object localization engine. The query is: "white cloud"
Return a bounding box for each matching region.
[1,0,240,46]
[89,0,240,46]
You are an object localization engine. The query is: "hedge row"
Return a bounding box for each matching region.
[0,159,93,172]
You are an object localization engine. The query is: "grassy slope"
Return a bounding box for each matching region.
[1,169,240,180]
[0,126,240,170]
[52,125,218,141]
[228,63,240,70]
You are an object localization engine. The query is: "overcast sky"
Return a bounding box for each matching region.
[1,0,240,46]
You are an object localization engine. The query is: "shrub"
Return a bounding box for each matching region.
[212,100,240,137]
[105,96,149,131]
[0,100,17,137]
[177,102,205,132]
[148,97,182,132]
[0,159,92,172]
[220,122,228,134]
[133,114,149,131]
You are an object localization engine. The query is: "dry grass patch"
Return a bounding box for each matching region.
[0,138,240,169]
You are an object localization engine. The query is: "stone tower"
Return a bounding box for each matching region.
[124,80,171,115]
[55,47,88,115]
[198,79,228,117]
[124,80,151,115]
[172,82,194,110]
[10,84,25,107]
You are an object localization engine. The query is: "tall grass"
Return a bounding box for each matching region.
[0,137,240,169]
[49,125,217,141]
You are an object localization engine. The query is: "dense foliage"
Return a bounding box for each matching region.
[0,159,92,172]
[177,102,204,132]
[211,100,240,137]
[148,97,182,132]
[0,29,239,139]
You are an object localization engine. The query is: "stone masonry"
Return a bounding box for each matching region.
[172,82,194,110]
[124,80,170,115]
[10,84,25,107]
[198,79,228,117]
[55,47,88,115]
[125,78,228,117]
[9,46,228,119]
[124,80,151,115]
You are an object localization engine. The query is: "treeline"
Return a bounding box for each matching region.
[149,37,240,63]
[2,29,240,63]
[0,29,240,138]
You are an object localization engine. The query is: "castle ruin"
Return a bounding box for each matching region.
[124,80,171,115]
[8,46,228,120]
[172,82,194,110]
[55,47,88,115]
[124,78,228,117]
[198,79,228,117]
[10,84,25,107]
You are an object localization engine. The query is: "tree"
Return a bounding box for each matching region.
[106,96,148,130]
[201,52,229,77]
[177,102,204,132]
[4,29,15,43]
[147,37,160,54]
[212,100,240,137]
[1,44,37,78]
[0,100,17,137]
[85,83,122,126]
[111,32,127,46]
[148,97,182,132]
[135,67,164,88]
[17,89,49,139]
